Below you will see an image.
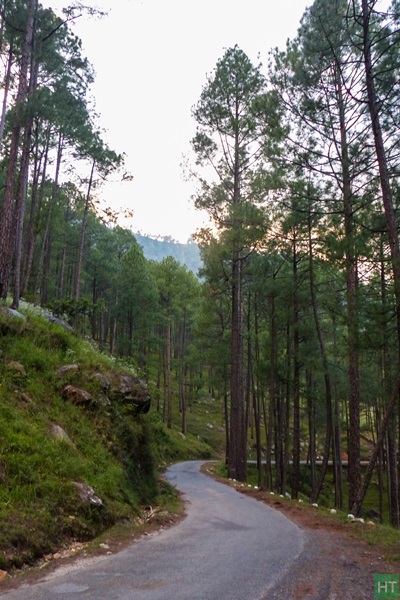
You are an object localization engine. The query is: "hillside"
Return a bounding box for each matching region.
[134,234,202,274]
[0,306,215,572]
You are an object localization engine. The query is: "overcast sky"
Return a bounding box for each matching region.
[41,0,311,242]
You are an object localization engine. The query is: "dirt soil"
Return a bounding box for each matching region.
[203,465,400,600]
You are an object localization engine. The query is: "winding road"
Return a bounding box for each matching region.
[0,461,304,600]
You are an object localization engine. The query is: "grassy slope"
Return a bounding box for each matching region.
[0,308,215,571]
[4,306,396,575]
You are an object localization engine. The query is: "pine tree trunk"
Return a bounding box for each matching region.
[266,289,277,490]
[74,159,95,302]
[229,253,246,481]
[22,126,50,294]
[291,231,301,499]
[166,320,172,429]
[0,0,36,298]
[307,205,333,504]
[0,35,14,150]
[12,47,39,309]
[332,59,361,512]
[34,131,63,303]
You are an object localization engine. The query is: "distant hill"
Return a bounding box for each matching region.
[134,233,202,275]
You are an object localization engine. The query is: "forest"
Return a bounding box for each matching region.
[0,0,400,528]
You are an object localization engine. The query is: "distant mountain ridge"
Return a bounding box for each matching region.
[134,233,202,274]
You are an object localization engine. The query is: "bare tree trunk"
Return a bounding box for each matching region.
[291,231,301,499]
[34,131,63,303]
[166,320,172,429]
[229,253,246,481]
[306,369,317,492]
[11,122,31,309]
[0,0,36,298]
[0,35,14,150]
[12,46,39,309]
[74,158,95,301]
[22,125,50,294]
[308,211,334,504]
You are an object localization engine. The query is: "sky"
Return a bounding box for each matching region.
[41,0,311,242]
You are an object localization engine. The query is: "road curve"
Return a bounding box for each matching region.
[0,461,304,600]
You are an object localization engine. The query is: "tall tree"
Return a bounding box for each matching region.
[350,0,400,524]
[191,46,281,480]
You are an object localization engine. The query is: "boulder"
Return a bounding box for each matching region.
[72,482,103,506]
[0,306,26,321]
[90,372,111,392]
[62,384,92,405]
[110,375,151,414]
[49,422,75,447]
[41,311,72,332]
[56,364,79,378]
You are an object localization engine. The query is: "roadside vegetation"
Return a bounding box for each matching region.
[0,308,215,572]
[208,462,400,563]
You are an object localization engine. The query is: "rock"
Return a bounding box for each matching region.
[330,509,337,514]
[0,306,26,321]
[56,364,79,378]
[90,372,110,391]
[41,311,72,332]
[6,360,26,376]
[49,422,75,447]
[72,482,103,506]
[111,375,151,414]
[62,384,92,405]
[95,393,111,407]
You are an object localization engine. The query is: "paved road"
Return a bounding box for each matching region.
[0,461,304,600]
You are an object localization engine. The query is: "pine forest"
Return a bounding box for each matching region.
[1,0,400,528]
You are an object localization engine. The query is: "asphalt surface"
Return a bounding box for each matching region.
[0,461,304,600]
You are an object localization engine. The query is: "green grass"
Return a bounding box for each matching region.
[0,307,216,571]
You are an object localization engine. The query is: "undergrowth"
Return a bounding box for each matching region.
[0,308,215,571]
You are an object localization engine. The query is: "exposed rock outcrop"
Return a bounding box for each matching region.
[58,367,151,413]
[110,374,151,414]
